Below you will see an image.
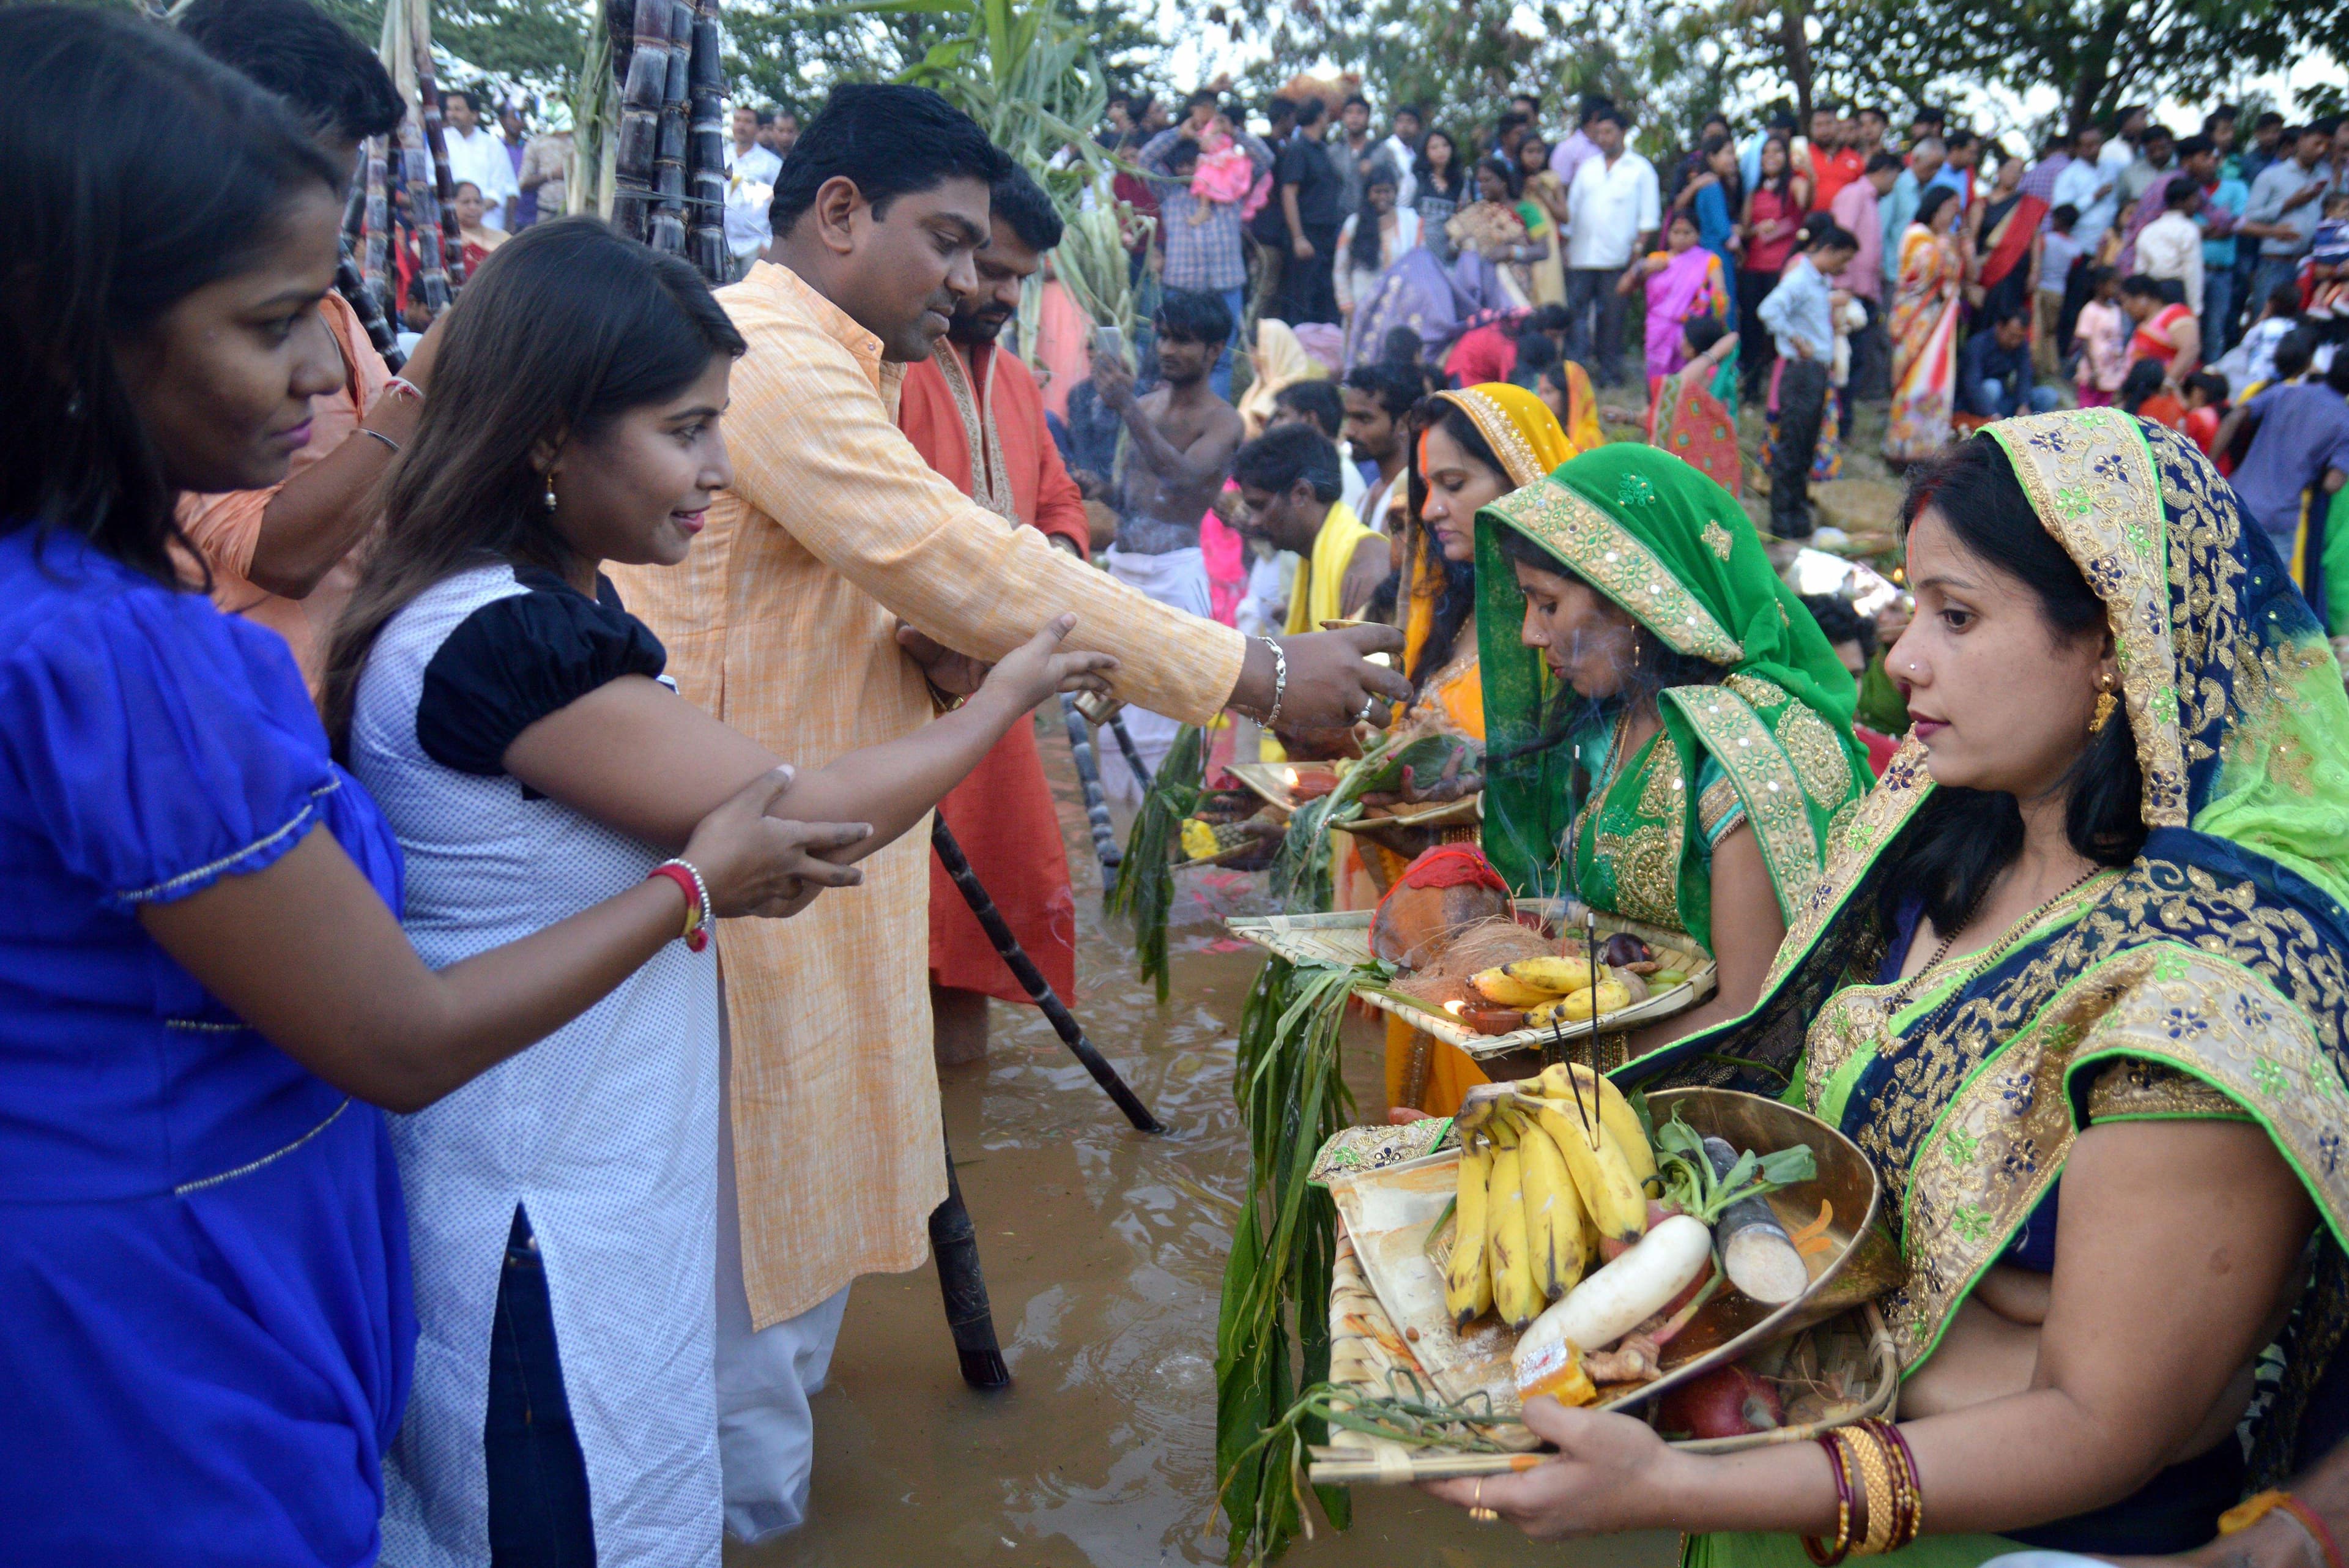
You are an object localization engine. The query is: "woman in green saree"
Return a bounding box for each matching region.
[1475,444,1872,1049]
[1428,410,2349,1564]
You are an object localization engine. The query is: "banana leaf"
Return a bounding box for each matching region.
[1107,724,1202,1002]
[1215,957,1364,1562]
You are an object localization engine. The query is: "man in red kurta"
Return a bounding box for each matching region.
[899,167,1091,1063]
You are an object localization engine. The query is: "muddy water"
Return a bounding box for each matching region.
[736,723,1678,1568]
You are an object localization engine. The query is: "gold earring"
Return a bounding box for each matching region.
[543,476,558,513]
[2090,674,2117,734]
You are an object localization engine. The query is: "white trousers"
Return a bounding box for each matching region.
[713,1005,851,1544]
[1098,544,1213,804]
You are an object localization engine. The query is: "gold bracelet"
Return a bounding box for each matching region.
[1842,1427,1897,1556]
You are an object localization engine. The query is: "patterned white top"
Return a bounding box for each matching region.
[352,563,721,1566]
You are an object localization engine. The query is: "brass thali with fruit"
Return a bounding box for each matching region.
[1223,906,1716,1063]
[1308,1086,1899,1484]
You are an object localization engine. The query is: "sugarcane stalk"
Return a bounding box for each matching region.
[412,59,466,293]
[340,145,368,246]
[360,135,393,319]
[337,246,406,370]
[609,0,668,243]
[1106,710,1154,793]
[930,817,1164,1134]
[1059,693,1121,886]
[645,0,691,256]
[683,0,727,281]
[928,1129,1010,1389]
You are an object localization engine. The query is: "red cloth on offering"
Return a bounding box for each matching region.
[900,341,1089,1003]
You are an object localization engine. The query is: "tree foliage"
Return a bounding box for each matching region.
[1824,0,2349,133]
[312,0,592,100]
[724,0,1159,117]
[1219,0,1653,141]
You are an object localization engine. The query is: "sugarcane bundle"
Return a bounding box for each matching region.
[682,0,726,281]
[606,0,669,244]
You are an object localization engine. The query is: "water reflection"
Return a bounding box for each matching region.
[733,722,1677,1568]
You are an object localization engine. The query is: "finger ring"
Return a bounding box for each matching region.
[1469,1479,1498,1523]
[1355,693,1378,724]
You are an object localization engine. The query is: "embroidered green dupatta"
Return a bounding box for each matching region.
[1627,412,2349,1502]
[1475,444,1871,952]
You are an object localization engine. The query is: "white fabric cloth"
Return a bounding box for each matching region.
[714,1001,848,1542]
[442,125,519,231]
[2135,210,2205,314]
[1336,439,1370,515]
[724,141,784,261]
[1566,150,1661,269]
[358,564,722,1567]
[1097,544,1213,802]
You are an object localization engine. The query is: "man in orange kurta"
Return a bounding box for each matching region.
[606,87,1406,1541]
[897,175,1090,1062]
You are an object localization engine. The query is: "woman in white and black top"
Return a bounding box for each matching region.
[321,220,1113,1566]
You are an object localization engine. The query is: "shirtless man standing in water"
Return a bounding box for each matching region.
[1089,287,1247,794]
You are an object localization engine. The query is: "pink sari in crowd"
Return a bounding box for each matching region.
[1641,247,1729,379]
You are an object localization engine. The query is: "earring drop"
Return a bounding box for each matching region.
[2089,673,2117,734]
[543,477,558,513]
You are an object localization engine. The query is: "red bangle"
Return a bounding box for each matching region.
[2282,1498,2346,1568]
[1806,1432,1857,1566]
[646,862,709,951]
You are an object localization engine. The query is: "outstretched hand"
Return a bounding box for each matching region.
[1271,623,1413,732]
[1419,1396,1684,1539]
[980,612,1118,710]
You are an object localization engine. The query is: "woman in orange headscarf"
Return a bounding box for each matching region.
[1370,382,1578,1116]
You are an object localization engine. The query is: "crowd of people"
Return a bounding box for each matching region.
[10,0,2349,1561]
[1088,84,2349,582]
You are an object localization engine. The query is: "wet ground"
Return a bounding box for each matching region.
[738,725,1678,1568]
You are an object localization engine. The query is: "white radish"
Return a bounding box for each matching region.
[1513,1214,1713,1398]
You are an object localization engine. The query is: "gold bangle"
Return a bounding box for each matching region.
[1842,1427,1896,1556]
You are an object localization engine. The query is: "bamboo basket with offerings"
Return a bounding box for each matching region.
[1302,1085,1899,1485]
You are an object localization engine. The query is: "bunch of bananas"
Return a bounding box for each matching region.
[1444,1064,1659,1331]
[1468,956,1642,1027]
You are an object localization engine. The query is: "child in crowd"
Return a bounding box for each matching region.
[1756,220,1859,538]
[2119,357,2184,428]
[2037,203,2083,379]
[2183,369,2230,461]
[2214,284,2309,398]
[2073,266,2128,407]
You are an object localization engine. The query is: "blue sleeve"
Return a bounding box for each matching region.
[0,588,340,910]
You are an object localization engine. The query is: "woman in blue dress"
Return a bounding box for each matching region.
[0,12,861,1561]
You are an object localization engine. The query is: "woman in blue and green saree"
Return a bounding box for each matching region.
[1474,444,1872,1051]
[1425,409,2349,1566]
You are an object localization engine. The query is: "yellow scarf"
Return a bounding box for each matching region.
[1285,499,1375,636]
[1401,382,1581,677]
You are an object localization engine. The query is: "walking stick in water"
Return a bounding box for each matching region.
[930,816,1165,1134]
[1105,711,1154,793]
[1059,693,1122,887]
[929,1130,1011,1389]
